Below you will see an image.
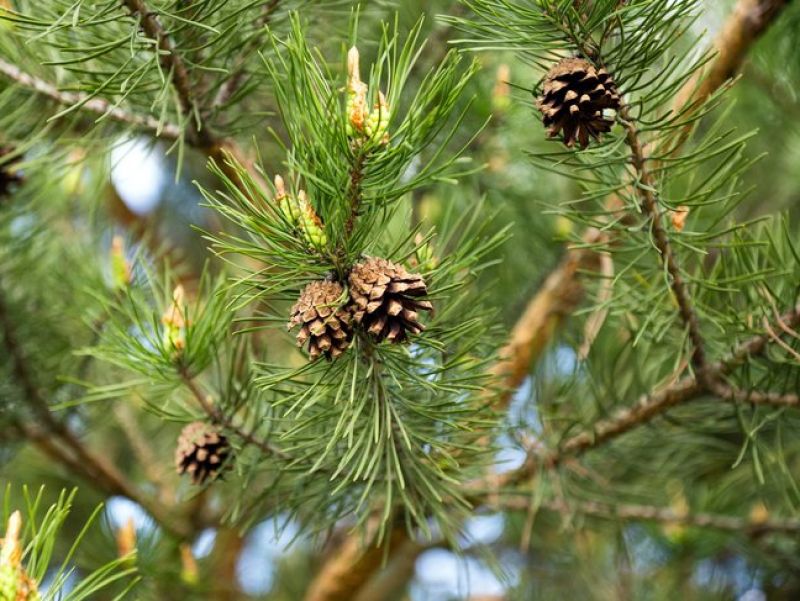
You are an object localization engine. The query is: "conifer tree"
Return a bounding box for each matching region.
[1,0,799,599]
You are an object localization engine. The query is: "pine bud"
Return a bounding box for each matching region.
[412,234,438,272]
[749,502,769,526]
[116,517,137,562]
[110,235,132,289]
[492,64,511,113]
[0,512,41,601]
[364,92,390,144]
[346,47,369,138]
[162,284,188,353]
[670,205,689,232]
[274,176,328,250]
[346,47,390,144]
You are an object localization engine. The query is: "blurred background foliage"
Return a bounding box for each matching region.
[1,0,800,599]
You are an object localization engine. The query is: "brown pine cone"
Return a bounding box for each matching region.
[175,422,231,485]
[348,257,433,344]
[537,57,620,148]
[288,280,352,360]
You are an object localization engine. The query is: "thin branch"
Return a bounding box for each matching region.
[0,280,191,538]
[490,0,790,406]
[344,150,367,238]
[0,58,181,140]
[497,496,800,536]
[303,521,410,601]
[710,383,799,407]
[619,102,707,371]
[478,303,800,493]
[121,0,212,147]
[178,366,290,461]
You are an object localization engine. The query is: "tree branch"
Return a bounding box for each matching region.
[0,58,181,140]
[497,496,800,536]
[492,0,791,405]
[479,303,800,493]
[298,4,794,599]
[0,280,191,539]
[121,0,211,147]
[619,103,707,370]
[178,365,290,461]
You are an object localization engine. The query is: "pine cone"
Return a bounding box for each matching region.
[175,422,231,485]
[537,57,620,149]
[0,146,23,198]
[348,257,433,344]
[288,280,352,360]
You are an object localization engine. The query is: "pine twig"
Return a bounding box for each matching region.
[0,282,193,538]
[178,366,290,461]
[497,496,800,536]
[479,303,800,493]
[0,58,182,140]
[618,102,707,371]
[302,521,410,601]
[491,0,792,406]
[121,0,211,147]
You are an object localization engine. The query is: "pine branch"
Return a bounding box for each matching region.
[344,149,367,238]
[491,0,791,404]
[710,384,799,407]
[299,5,795,599]
[672,0,793,147]
[618,101,707,371]
[178,365,290,461]
[0,58,181,140]
[0,279,192,539]
[121,0,211,147]
[480,302,800,493]
[497,496,800,536]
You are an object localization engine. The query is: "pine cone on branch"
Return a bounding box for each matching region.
[288,280,353,360]
[175,422,231,485]
[348,257,433,344]
[537,57,620,149]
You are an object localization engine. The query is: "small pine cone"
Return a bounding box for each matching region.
[0,146,23,198]
[537,57,620,149]
[175,422,231,485]
[348,257,433,344]
[288,280,352,360]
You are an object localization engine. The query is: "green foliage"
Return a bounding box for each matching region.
[0,488,137,600]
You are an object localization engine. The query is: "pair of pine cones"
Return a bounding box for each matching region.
[537,57,621,149]
[288,256,433,360]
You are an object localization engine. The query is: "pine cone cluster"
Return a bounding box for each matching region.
[175,422,231,485]
[348,257,432,344]
[287,257,433,360]
[288,280,353,360]
[537,57,620,149]
[0,146,23,198]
